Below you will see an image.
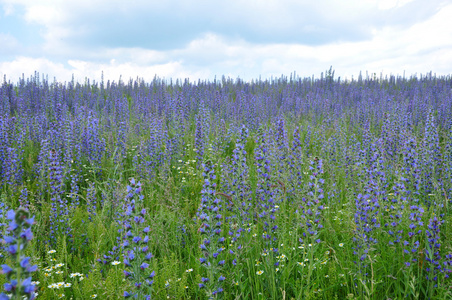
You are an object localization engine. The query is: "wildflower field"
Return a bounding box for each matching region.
[1,72,452,299]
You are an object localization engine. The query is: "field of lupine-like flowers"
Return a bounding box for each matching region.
[1,72,452,299]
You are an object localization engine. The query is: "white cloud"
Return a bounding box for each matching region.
[0,33,19,54]
[0,56,209,83]
[0,1,450,83]
[2,0,445,54]
[23,4,62,24]
[2,3,14,15]
[0,56,68,80]
[365,0,416,10]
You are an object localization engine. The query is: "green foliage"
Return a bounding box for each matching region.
[2,102,452,300]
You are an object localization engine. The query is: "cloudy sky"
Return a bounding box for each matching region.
[0,0,451,83]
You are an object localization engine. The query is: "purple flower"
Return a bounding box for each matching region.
[3,236,14,244]
[124,271,132,277]
[25,216,35,226]
[22,277,34,293]
[6,210,15,220]
[20,257,30,268]
[4,279,17,292]
[20,228,33,241]
[1,264,13,275]
[7,220,18,231]
[26,264,38,273]
[124,291,132,298]
[7,244,17,255]
[127,251,135,261]
[0,294,9,300]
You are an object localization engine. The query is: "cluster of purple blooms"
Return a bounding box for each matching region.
[422,110,442,197]
[423,216,452,285]
[222,125,251,282]
[287,126,304,196]
[254,128,279,249]
[46,148,72,246]
[1,72,452,298]
[222,125,251,219]
[299,157,325,246]
[194,112,205,168]
[121,179,155,299]
[1,208,37,300]
[197,160,226,297]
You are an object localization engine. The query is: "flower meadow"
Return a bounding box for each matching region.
[1,71,452,299]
